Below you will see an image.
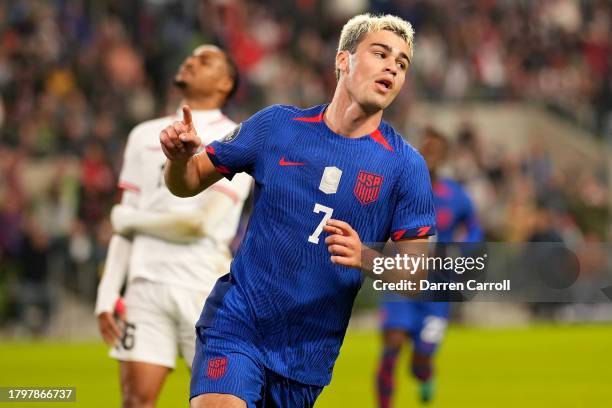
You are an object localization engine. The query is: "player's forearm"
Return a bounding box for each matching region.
[324,220,428,295]
[111,187,237,243]
[129,219,201,243]
[95,234,131,314]
[164,157,202,197]
[164,152,222,197]
[361,246,427,282]
[147,190,235,242]
[111,204,204,243]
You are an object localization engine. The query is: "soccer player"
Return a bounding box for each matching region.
[376,127,482,406]
[95,45,251,408]
[161,14,436,408]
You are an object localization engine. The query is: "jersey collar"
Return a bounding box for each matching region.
[292,104,393,152]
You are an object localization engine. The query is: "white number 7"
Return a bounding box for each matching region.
[308,203,334,244]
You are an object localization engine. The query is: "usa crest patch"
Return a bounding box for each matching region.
[207,357,228,379]
[354,171,383,205]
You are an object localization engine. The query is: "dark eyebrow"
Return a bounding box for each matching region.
[370,42,410,64]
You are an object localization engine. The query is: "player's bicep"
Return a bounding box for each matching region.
[390,153,436,241]
[395,237,430,280]
[380,237,430,259]
[394,237,430,252]
[194,150,224,191]
[204,106,276,180]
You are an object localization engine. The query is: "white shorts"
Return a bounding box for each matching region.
[110,278,209,369]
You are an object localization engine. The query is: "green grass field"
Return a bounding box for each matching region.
[1,324,611,407]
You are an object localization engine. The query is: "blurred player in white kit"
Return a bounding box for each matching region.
[94,45,251,408]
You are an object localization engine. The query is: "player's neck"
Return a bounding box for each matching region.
[325,90,383,138]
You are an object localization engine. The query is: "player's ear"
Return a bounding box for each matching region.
[336,50,350,78]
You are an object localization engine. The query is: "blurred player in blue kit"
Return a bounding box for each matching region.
[161,14,437,408]
[376,127,482,406]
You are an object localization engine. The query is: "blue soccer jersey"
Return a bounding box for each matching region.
[199,104,436,386]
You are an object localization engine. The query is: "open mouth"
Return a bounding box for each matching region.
[375,79,392,91]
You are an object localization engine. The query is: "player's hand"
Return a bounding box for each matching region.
[323,219,363,269]
[160,105,202,162]
[97,312,122,346]
[97,298,126,346]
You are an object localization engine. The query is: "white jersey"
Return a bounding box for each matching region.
[118,109,251,292]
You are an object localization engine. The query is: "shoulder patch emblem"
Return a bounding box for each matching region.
[221,123,242,143]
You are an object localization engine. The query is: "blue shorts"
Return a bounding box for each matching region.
[190,326,323,407]
[380,298,450,355]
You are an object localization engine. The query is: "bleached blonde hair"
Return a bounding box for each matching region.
[336,13,415,79]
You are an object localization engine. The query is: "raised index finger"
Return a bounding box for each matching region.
[182,105,192,127]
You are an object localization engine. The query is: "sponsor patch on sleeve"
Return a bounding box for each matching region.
[221,123,242,143]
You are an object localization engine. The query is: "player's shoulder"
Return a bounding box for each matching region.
[379,121,426,165]
[276,104,324,117]
[256,104,324,121]
[242,104,324,130]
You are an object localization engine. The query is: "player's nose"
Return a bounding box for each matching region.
[384,59,398,76]
[183,55,197,67]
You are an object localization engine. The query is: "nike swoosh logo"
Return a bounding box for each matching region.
[279,157,305,166]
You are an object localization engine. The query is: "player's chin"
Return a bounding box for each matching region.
[362,95,392,112]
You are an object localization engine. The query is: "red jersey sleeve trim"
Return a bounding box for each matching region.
[391,226,435,241]
[117,181,141,193]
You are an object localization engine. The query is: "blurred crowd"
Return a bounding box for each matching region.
[0,0,610,333]
[386,0,612,134]
[437,123,609,243]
